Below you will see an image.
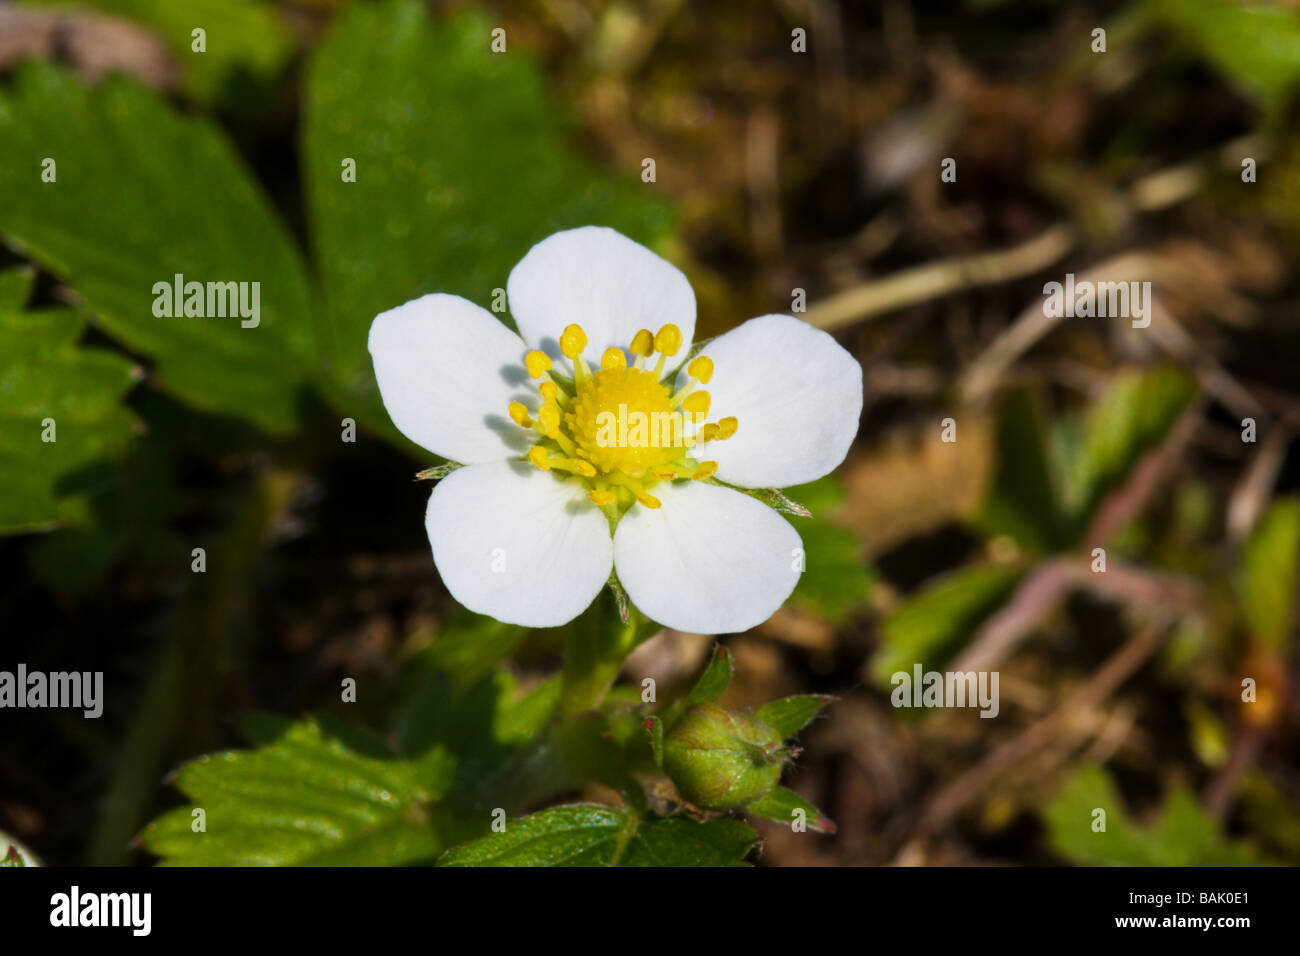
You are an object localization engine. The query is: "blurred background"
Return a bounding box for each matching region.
[0,0,1298,866]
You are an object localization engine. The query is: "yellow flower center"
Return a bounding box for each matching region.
[507,322,738,511]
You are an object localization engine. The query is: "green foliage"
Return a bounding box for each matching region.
[142,714,457,866]
[1043,766,1270,866]
[754,694,834,737]
[437,805,756,867]
[684,644,733,707]
[0,0,676,536]
[871,564,1023,685]
[302,0,673,431]
[975,388,1064,554]
[24,0,294,106]
[785,477,876,622]
[1237,498,1300,651]
[0,64,315,433]
[394,667,564,811]
[1059,365,1196,531]
[0,267,139,534]
[747,786,836,834]
[1144,0,1300,110]
[417,610,528,691]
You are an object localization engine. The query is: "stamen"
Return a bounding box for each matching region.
[687,356,713,384]
[537,404,562,438]
[528,446,551,471]
[539,380,562,405]
[629,329,654,357]
[717,416,738,439]
[525,350,553,379]
[560,324,587,360]
[681,390,711,421]
[691,461,718,481]
[507,401,532,427]
[601,347,627,371]
[653,324,682,357]
[651,324,682,378]
[588,488,616,506]
[699,423,720,442]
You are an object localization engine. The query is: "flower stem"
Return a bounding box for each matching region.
[559,593,653,718]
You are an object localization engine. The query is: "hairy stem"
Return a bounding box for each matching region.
[559,594,654,718]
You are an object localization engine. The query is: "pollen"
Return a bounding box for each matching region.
[508,401,532,427]
[507,323,738,512]
[653,324,683,357]
[560,324,587,360]
[687,356,713,384]
[525,350,552,379]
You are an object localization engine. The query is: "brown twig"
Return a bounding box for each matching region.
[918,619,1169,834]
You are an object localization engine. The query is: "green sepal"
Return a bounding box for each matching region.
[747,786,837,834]
[754,694,836,738]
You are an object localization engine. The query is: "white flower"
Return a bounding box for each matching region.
[368,227,862,633]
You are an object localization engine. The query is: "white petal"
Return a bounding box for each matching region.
[507,227,696,368]
[613,481,801,634]
[425,461,614,628]
[683,314,862,488]
[369,294,535,463]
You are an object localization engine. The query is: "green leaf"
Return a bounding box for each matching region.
[24,0,294,106]
[975,388,1064,553]
[394,666,566,811]
[1237,498,1300,651]
[685,644,733,706]
[437,805,757,867]
[1058,366,1196,529]
[1043,766,1270,866]
[0,268,139,534]
[0,64,315,432]
[1143,0,1300,110]
[747,786,836,834]
[141,715,455,866]
[421,609,528,691]
[785,477,876,623]
[302,0,673,432]
[645,716,665,768]
[754,694,835,738]
[870,564,1023,685]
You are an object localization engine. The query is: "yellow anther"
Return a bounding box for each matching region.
[650,467,678,480]
[525,350,553,379]
[560,324,588,360]
[687,355,713,384]
[572,458,597,478]
[601,347,627,371]
[681,390,711,420]
[692,461,718,481]
[528,446,551,471]
[699,423,720,442]
[653,324,683,357]
[539,381,559,403]
[507,401,532,427]
[588,488,616,506]
[538,404,562,437]
[717,416,738,439]
[629,329,655,357]
[636,492,662,509]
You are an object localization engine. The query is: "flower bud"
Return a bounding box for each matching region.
[662,702,788,810]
